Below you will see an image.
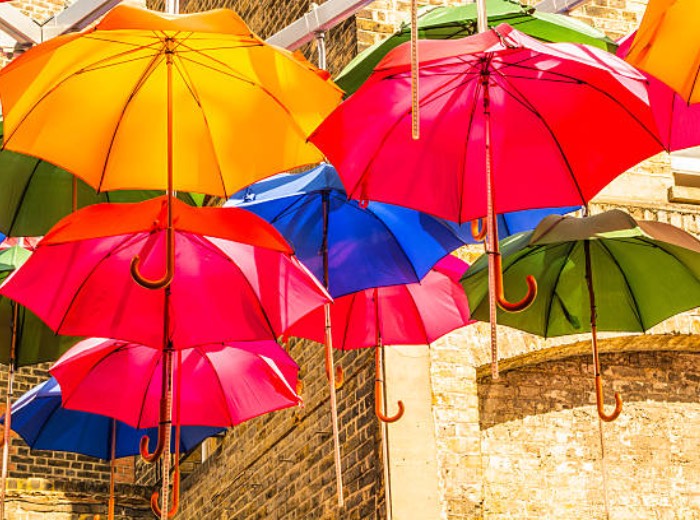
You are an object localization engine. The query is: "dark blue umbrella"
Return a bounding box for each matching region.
[3,377,223,518]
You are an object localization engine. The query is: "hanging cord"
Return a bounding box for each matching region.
[410,0,419,139]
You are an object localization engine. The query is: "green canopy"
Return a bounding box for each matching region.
[0,245,78,367]
[336,0,617,94]
[462,210,700,338]
[0,122,205,237]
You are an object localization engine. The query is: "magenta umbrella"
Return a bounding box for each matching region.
[50,337,301,517]
[617,31,700,152]
[286,256,472,422]
[311,24,663,378]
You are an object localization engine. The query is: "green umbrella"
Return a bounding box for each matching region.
[336,0,617,94]
[462,209,700,421]
[0,122,205,237]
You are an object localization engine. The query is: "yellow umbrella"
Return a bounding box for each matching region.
[626,0,700,103]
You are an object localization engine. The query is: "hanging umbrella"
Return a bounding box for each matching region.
[287,255,472,422]
[2,376,224,520]
[617,31,700,152]
[0,240,79,519]
[462,209,700,421]
[336,0,616,94]
[624,0,700,104]
[0,121,205,237]
[50,338,301,517]
[311,24,663,378]
[0,197,329,516]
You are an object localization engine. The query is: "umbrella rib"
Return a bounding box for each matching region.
[52,233,142,335]
[542,241,576,339]
[195,344,235,427]
[137,347,166,430]
[340,292,359,351]
[171,56,228,197]
[97,50,166,192]
[344,72,471,201]
[596,240,645,331]
[6,158,43,236]
[457,75,482,225]
[406,284,432,344]
[188,234,278,338]
[490,70,587,205]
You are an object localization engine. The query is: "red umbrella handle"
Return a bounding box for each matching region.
[150,465,179,518]
[471,218,487,242]
[595,375,623,423]
[493,253,537,312]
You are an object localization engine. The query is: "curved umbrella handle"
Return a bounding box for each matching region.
[150,466,180,518]
[131,226,174,290]
[595,374,622,422]
[374,346,404,423]
[471,218,487,242]
[493,254,537,312]
[325,358,344,389]
[139,427,166,464]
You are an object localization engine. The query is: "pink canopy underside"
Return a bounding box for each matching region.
[287,260,473,349]
[617,30,700,152]
[0,231,329,348]
[50,338,301,428]
[311,25,663,223]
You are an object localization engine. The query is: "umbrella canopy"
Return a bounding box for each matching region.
[336,0,616,94]
[4,377,223,460]
[617,32,700,152]
[0,241,77,367]
[227,163,469,297]
[50,338,302,429]
[0,196,330,349]
[0,122,204,237]
[287,255,472,349]
[625,0,700,103]
[0,4,342,197]
[311,24,663,224]
[462,209,700,337]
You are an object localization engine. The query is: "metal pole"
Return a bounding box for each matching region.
[108,419,116,520]
[476,0,488,33]
[0,303,17,520]
[165,0,179,15]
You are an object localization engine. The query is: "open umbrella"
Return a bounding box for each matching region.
[51,338,301,517]
[625,0,700,104]
[617,32,700,152]
[462,209,700,421]
[3,376,224,520]
[336,0,615,94]
[312,24,663,378]
[0,197,328,516]
[0,121,204,237]
[287,255,472,422]
[0,239,79,518]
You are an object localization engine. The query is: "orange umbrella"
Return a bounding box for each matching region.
[626,0,700,103]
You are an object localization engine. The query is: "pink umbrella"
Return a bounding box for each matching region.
[286,256,472,422]
[311,24,663,378]
[50,337,301,517]
[0,196,329,512]
[617,31,700,152]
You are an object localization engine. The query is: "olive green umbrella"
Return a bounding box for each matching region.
[336,0,617,94]
[0,122,205,237]
[0,241,80,513]
[462,209,700,421]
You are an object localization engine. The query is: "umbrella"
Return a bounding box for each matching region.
[625,0,700,104]
[3,376,224,519]
[0,197,328,515]
[336,0,616,94]
[0,239,79,517]
[462,209,700,421]
[311,24,663,378]
[617,32,700,152]
[0,121,205,237]
[50,338,301,517]
[287,255,472,422]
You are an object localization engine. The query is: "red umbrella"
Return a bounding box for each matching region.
[286,256,472,422]
[311,24,663,377]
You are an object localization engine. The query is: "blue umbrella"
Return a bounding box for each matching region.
[3,377,223,518]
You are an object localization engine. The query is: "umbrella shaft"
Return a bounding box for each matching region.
[324,304,344,507]
[0,303,18,520]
